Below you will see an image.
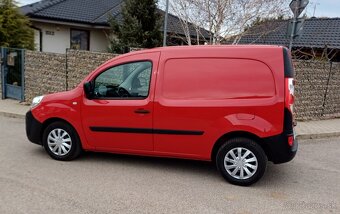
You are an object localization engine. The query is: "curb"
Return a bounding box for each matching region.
[296,132,340,140]
[0,112,25,119]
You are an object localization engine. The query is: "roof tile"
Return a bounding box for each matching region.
[237,18,340,49]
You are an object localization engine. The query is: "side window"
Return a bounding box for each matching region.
[93,61,152,99]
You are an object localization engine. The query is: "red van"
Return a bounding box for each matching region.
[26,46,297,185]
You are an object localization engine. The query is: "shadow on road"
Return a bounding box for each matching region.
[29,146,293,186]
[83,151,219,177]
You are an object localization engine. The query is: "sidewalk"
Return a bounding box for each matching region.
[0,99,30,119]
[1,99,340,140]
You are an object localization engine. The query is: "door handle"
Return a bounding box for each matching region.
[134,109,150,114]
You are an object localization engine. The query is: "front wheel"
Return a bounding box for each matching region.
[216,137,267,186]
[43,121,82,161]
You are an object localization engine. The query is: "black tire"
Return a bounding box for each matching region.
[216,137,267,186]
[42,121,82,161]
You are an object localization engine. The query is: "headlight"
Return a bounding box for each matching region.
[31,96,44,108]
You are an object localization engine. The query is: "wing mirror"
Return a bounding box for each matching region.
[84,81,94,99]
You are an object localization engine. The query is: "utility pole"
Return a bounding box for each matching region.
[163,0,170,47]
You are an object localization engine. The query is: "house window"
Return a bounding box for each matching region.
[70,29,89,50]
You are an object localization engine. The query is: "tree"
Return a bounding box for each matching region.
[169,0,207,45]
[168,0,289,45]
[109,0,162,54]
[0,0,34,49]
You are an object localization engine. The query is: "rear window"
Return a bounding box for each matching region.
[162,58,275,99]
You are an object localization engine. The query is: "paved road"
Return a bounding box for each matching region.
[0,116,339,214]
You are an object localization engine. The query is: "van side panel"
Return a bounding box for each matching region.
[163,58,276,99]
[154,47,285,160]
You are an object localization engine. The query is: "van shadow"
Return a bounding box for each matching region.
[255,162,297,188]
[30,147,293,186]
[79,151,220,179]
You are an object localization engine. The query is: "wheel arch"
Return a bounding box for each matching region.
[211,131,270,163]
[41,118,81,147]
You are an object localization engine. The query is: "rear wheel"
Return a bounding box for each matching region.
[43,121,82,161]
[216,137,267,186]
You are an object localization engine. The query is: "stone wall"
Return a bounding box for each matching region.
[24,50,117,102]
[323,62,340,118]
[294,60,340,120]
[25,50,66,102]
[22,50,340,121]
[0,67,2,98]
[66,50,117,90]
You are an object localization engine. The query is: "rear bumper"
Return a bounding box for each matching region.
[26,111,43,145]
[263,131,298,164]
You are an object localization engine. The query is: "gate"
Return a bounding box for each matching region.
[0,47,25,101]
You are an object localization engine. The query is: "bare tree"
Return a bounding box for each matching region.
[168,0,290,45]
[168,0,209,45]
[170,0,193,45]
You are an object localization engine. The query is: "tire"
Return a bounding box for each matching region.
[42,121,82,161]
[216,137,267,186]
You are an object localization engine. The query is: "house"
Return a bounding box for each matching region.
[21,0,210,54]
[228,17,340,61]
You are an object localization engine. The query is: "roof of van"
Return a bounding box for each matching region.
[132,45,283,54]
[155,45,282,50]
[101,45,283,67]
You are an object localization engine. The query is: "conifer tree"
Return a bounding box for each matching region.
[0,0,34,50]
[109,0,162,53]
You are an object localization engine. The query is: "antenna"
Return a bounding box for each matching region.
[312,2,320,17]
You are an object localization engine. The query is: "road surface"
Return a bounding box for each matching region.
[0,116,339,213]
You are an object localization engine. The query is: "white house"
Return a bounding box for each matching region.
[21,0,211,54]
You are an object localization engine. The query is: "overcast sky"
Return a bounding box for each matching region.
[17,0,340,18]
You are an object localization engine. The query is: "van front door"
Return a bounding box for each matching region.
[81,52,159,151]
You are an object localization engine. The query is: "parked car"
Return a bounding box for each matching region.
[26,45,297,186]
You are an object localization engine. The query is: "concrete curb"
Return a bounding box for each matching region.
[296,132,340,140]
[0,112,25,119]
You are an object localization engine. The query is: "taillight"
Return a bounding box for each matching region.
[285,77,296,127]
[288,135,294,147]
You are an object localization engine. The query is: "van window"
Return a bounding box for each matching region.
[162,58,275,99]
[94,61,152,99]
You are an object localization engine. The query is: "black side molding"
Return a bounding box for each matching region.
[90,127,204,135]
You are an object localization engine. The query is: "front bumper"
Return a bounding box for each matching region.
[263,131,298,164]
[26,111,43,145]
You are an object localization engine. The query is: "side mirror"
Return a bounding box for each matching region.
[84,81,94,99]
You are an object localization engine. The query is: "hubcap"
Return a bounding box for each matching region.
[47,128,72,156]
[224,147,258,180]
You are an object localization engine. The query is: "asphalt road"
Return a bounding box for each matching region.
[0,116,339,214]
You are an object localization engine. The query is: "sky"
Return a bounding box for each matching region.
[17,0,340,18]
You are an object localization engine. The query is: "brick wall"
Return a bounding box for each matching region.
[22,50,340,121]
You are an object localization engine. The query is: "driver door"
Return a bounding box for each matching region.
[81,52,159,151]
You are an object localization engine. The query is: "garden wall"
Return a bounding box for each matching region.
[23,50,340,121]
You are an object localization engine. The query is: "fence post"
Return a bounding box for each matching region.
[321,61,333,116]
[65,48,68,91]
